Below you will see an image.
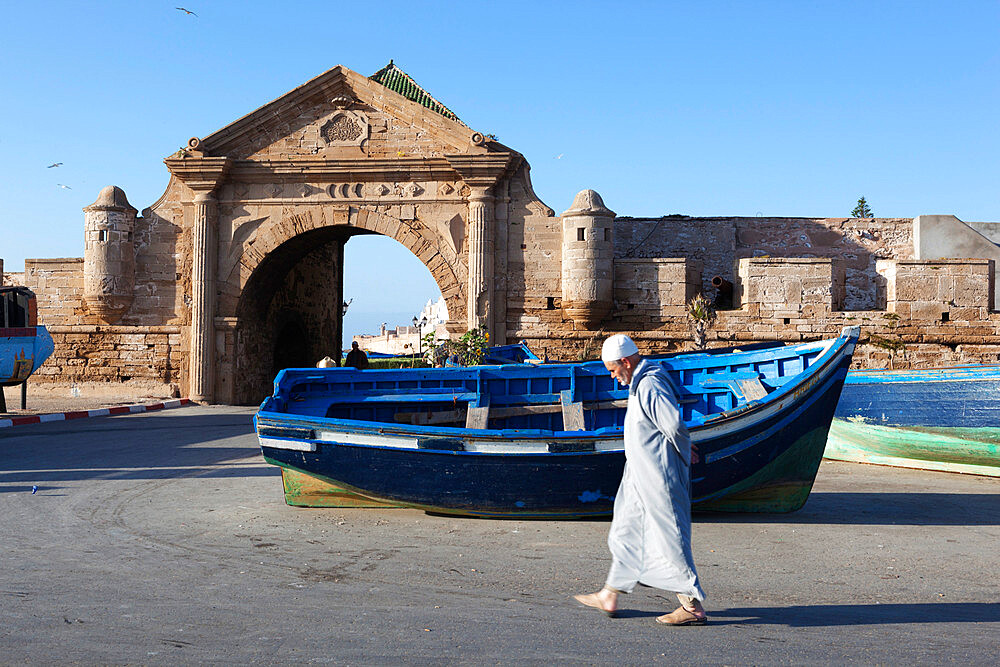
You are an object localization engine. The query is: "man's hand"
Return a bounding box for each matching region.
[691,442,700,465]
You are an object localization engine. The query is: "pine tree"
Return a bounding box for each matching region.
[851,196,873,218]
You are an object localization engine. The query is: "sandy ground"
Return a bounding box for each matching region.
[1,406,998,664]
[0,382,180,417]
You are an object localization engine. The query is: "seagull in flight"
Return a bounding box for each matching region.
[47,162,63,168]
[57,184,71,190]
[554,153,564,159]
[176,7,198,16]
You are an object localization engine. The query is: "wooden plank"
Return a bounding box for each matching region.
[561,391,586,431]
[739,378,769,401]
[465,406,490,429]
[395,399,631,426]
[465,395,490,429]
[397,408,465,425]
[324,390,478,404]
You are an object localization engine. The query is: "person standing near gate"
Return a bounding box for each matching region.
[573,334,708,626]
[344,341,369,369]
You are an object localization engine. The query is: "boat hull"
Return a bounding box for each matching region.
[279,468,404,508]
[259,331,855,517]
[825,367,1000,476]
[0,326,54,386]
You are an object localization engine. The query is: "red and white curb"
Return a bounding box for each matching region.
[0,398,192,429]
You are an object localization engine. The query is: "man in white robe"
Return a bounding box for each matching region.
[573,334,708,625]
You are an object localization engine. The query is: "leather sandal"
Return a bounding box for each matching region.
[655,606,708,626]
[572,588,619,618]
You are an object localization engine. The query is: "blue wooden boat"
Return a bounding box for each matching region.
[442,341,542,367]
[480,342,542,365]
[255,326,859,517]
[824,366,1000,477]
[1,287,54,389]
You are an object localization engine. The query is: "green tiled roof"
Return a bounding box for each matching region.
[370,61,464,124]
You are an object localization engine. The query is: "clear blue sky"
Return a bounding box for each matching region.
[2,1,998,340]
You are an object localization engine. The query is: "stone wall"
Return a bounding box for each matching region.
[614,216,913,310]
[30,326,183,394]
[613,258,701,320]
[12,62,998,403]
[520,255,1000,368]
[17,258,185,394]
[24,258,86,324]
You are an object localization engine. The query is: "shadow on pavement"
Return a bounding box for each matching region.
[0,411,275,485]
[708,602,1000,626]
[698,491,1000,526]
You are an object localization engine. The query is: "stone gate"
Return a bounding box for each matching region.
[9,62,1000,404]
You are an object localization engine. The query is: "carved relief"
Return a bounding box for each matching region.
[403,182,424,198]
[326,183,368,199]
[321,116,362,143]
[438,182,455,196]
[319,109,369,148]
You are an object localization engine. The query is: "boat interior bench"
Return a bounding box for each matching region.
[302,368,778,432]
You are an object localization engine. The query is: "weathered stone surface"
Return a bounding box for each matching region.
[11,65,1000,402]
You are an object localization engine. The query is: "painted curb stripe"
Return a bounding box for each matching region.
[0,398,191,428]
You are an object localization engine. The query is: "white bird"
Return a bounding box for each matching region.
[57,184,71,190]
[47,162,62,168]
[176,7,197,16]
[555,153,564,159]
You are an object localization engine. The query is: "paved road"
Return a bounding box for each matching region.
[1,406,997,664]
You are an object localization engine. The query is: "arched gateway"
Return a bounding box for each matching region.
[155,63,554,403]
[21,62,998,406]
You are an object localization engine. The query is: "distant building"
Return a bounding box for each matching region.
[353,296,449,355]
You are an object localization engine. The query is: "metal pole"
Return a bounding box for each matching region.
[20,381,27,410]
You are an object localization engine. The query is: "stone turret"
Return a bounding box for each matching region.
[83,186,136,323]
[561,189,616,324]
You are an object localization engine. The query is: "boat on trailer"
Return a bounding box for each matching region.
[1,287,54,408]
[255,326,859,518]
[824,366,1000,477]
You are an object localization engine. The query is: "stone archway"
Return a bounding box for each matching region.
[225,207,465,404]
[160,64,529,403]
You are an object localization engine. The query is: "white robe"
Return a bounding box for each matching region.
[605,359,706,600]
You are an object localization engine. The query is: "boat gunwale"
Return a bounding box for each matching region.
[257,327,859,446]
[845,365,1000,384]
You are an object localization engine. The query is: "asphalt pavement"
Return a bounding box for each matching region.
[1,405,997,664]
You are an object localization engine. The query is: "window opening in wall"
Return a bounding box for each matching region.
[98,230,108,242]
[604,228,610,242]
[941,311,949,322]
[546,296,555,310]
[577,228,585,241]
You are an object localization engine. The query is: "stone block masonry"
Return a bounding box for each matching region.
[30,326,184,396]
[12,63,1000,403]
[521,255,1000,368]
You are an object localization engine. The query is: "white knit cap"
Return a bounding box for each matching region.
[601,334,639,363]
